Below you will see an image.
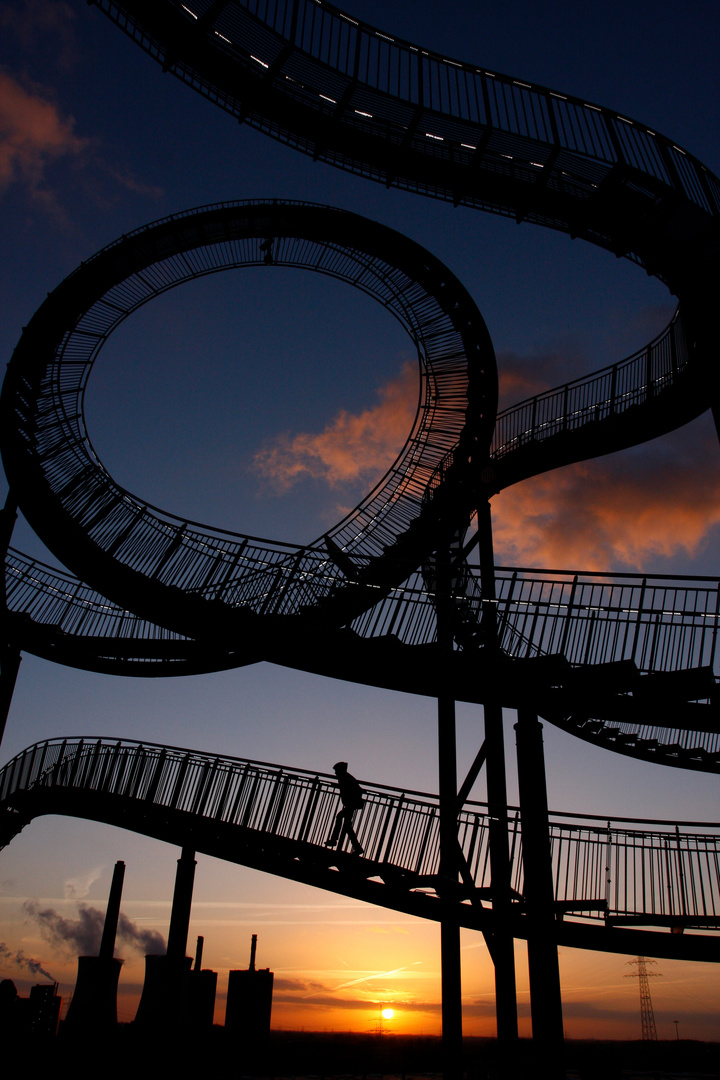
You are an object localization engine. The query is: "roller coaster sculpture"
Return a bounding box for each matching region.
[0,0,719,1067]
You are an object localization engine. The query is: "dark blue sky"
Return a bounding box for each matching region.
[0,0,718,1033]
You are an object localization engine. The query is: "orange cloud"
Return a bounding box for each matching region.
[253,362,417,492]
[0,70,85,193]
[491,427,720,571]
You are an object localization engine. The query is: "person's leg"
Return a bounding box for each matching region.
[344,810,363,854]
[326,808,343,846]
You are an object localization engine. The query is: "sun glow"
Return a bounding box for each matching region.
[382,1007,394,1020]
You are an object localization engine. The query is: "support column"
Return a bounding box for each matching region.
[484,702,519,1043]
[438,691,462,1078]
[0,495,20,751]
[0,645,21,749]
[477,502,518,1048]
[0,495,17,553]
[514,710,564,1076]
[436,546,463,1080]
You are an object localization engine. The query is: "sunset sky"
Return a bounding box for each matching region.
[0,0,719,1039]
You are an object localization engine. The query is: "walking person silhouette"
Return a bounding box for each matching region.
[325,761,364,855]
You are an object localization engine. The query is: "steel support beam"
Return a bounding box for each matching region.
[478,501,519,1051]
[436,548,463,1080]
[0,645,21,751]
[515,710,565,1077]
[0,494,20,751]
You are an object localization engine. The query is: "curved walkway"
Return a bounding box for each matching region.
[1,737,718,962]
[1,200,495,642]
[2,2,719,771]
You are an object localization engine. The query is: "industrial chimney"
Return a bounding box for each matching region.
[188,935,218,1028]
[63,861,125,1033]
[134,847,195,1030]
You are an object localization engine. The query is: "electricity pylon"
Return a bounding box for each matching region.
[625,956,661,1040]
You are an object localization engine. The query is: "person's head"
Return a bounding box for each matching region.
[333,761,348,776]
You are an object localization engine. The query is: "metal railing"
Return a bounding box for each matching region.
[492,311,689,463]
[4,548,183,644]
[347,564,720,675]
[8,547,720,686]
[491,567,720,676]
[4,202,485,632]
[2,737,718,928]
[94,0,720,239]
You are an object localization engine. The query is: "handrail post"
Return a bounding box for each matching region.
[670,321,678,378]
[298,777,320,843]
[675,825,688,922]
[562,384,569,431]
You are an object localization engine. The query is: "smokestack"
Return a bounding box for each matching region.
[135,848,195,1030]
[249,934,257,972]
[188,935,217,1028]
[99,861,125,961]
[194,936,204,972]
[63,862,125,1035]
[166,848,196,962]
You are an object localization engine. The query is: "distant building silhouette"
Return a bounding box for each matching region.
[188,935,217,1028]
[225,934,273,1042]
[0,980,62,1038]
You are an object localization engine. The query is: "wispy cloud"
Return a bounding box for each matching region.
[63,866,104,900]
[0,70,86,201]
[0,62,162,218]
[326,962,423,996]
[272,990,440,1013]
[253,362,417,492]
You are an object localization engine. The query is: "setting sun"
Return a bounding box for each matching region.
[382,1008,394,1020]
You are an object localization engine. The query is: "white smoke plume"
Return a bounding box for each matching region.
[23,901,166,957]
[0,940,55,982]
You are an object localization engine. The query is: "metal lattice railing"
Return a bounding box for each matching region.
[4,548,186,644]
[93,0,720,250]
[8,546,720,684]
[491,568,720,676]
[3,202,490,631]
[492,311,689,463]
[348,565,720,674]
[1,738,718,928]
